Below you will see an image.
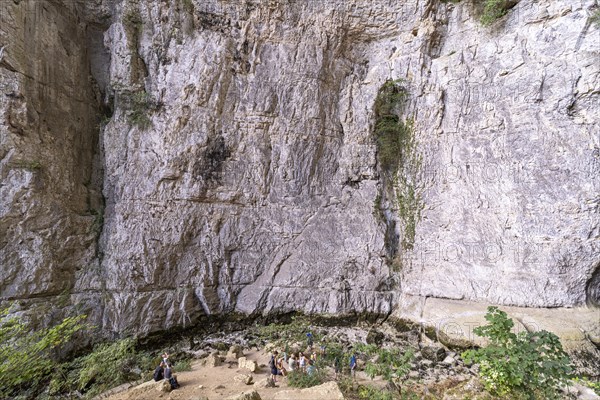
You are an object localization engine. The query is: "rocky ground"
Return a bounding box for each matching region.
[96,325,600,400]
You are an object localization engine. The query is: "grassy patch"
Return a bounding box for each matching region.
[480,0,511,26]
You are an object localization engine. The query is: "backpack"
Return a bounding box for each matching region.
[153,366,163,382]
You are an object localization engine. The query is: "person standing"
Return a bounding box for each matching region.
[350,352,357,380]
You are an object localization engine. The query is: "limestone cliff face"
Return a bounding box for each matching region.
[0,0,598,350]
[0,0,105,326]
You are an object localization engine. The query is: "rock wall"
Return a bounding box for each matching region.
[0,0,598,350]
[0,0,105,325]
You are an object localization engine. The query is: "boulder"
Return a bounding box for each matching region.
[253,378,276,388]
[421,344,446,362]
[157,379,172,393]
[238,356,259,372]
[441,355,456,367]
[366,329,385,345]
[273,381,345,400]
[228,344,244,359]
[204,352,223,367]
[234,374,254,385]
[227,389,262,400]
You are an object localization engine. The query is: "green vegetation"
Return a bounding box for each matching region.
[462,306,572,399]
[13,160,42,171]
[0,305,87,398]
[354,343,413,383]
[174,358,192,372]
[373,79,410,172]
[49,338,158,398]
[373,79,422,254]
[480,0,510,26]
[287,369,325,388]
[591,9,600,29]
[252,315,315,347]
[75,338,153,397]
[124,90,155,129]
[574,376,600,396]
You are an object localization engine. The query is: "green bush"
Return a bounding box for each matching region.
[358,384,395,400]
[174,358,192,372]
[358,345,413,382]
[0,305,87,398]
[287,369,324,388]
[75,338,153,397]
[480,0,511,26]
[462,306,572,399]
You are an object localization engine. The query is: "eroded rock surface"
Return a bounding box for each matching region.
[0,0,598,361]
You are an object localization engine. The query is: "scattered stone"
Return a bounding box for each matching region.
[408,370,420,379]
[197,384,204,389]
[422,344,446,362]
[204,352,223,367]
[228,344,244,359]
[238,356,259,372]
[273,381,344,400]
[157,380,172,393]
[366,329,385,345]
[213,384,226,390]
[234,374,254,385]
[227,389,262,400]
[191,349,208,359]
[420,359,434,369]
[253,378,276,388]
[441,355,456,366]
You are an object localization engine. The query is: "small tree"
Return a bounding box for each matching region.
[0,305,87,398]
[463,306,572,399]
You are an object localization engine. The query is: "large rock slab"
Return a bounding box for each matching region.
[273,381,345,400]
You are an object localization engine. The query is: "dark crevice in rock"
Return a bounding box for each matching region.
[585,262,600,307]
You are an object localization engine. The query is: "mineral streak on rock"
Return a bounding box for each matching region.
[0,0,598,360]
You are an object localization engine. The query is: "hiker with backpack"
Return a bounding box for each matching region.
[164,363,180,389]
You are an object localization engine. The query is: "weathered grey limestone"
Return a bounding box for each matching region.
[0,0,598,368]
[0,0,104,325]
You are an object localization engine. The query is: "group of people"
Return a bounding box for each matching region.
[268,332,358,382]
[153,352,180,389]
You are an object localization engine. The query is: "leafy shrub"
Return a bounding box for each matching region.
[174,358,192,372]
[480,0,511,26]
[287,369,324,388]
[360,345,414,382]
[75,338,153,397]
[358,384,395,400]
[0,305,87,398]
[462,306,572,399]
